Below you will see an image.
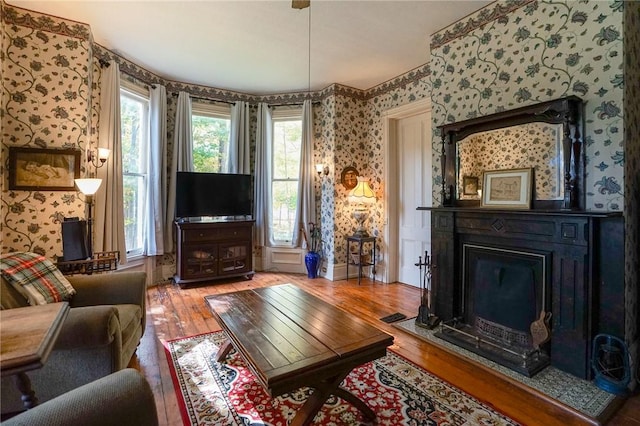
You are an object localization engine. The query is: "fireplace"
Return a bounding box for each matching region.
[425,97,624,380]
[435,243,551,376]
[425,208,624,380]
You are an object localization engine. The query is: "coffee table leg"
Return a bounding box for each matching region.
[215,339,233,362]
[290,370,375,426]
[333,387,375,421]
[15,372,38,409]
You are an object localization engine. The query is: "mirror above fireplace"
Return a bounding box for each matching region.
[438,96,585,210]
[457,122,564,202]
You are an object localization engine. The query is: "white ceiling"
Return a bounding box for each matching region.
[9,0,492,95]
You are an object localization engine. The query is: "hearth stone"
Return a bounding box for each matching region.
[394,318,616,420]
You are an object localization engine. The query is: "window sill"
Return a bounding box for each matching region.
[118,255,145,270]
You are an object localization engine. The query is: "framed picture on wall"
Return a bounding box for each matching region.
[8,147,81,191]
[481,168,533,209]
[340,166,359,190]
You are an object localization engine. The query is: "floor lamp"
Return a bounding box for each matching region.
[74,178,102,258]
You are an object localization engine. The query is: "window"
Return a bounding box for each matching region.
[191,102,231,173]
[270,108,302,245]
[120,88,149,258]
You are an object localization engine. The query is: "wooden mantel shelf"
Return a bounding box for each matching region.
[417,206,623,218]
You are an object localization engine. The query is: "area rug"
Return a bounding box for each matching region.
[164,331,519,425]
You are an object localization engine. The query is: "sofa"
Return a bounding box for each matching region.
[1,271,147,414]
[2,369,158,426]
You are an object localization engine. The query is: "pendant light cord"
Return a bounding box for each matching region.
[307,5,311,97]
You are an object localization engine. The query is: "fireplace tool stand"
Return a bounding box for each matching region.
[415,250,440,329]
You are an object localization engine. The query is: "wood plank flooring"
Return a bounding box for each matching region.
[130,272,640,426]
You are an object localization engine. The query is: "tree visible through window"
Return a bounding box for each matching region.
[192,107,230,173]
[271,116,302,244]
[120,89,149,257]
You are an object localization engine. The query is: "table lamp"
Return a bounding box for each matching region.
[348,177,376,237]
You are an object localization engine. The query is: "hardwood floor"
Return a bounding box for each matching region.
[130,272,640,426]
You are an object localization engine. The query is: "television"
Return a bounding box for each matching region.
[175,172,252,219]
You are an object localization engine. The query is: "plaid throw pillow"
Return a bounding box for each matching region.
[1,252,76,305]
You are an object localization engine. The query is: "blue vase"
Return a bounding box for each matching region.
[305,251,321,278]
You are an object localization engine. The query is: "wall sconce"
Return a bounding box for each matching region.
[74,178,102,258]
[88,147,110,169]
[315,163,329,177]
[347,177,376,237]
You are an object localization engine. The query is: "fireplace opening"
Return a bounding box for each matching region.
[435,244,551,377]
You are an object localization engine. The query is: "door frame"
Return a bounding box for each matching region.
[382,98,432,284]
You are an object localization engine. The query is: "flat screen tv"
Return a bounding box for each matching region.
[175,172,252,219]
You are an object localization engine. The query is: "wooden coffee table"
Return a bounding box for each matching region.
[205,283,393,426]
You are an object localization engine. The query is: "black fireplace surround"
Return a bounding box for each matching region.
[424,208,623,379]
[421,97,625,380]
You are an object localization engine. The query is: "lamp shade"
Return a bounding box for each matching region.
[97,148,110,161]
[348,177,376,204]
[75,178,102,196]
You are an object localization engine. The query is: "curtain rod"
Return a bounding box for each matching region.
[268,100,322,107]
[165,93,321,107]
[168,91,235,105]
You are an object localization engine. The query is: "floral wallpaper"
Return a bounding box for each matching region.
[430,0,625,211]
[313,92,337,265]
[1,3,93,257]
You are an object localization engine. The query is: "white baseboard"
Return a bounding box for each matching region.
[326,262,387,283]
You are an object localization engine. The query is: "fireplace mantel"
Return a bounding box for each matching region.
[418,206,624,379]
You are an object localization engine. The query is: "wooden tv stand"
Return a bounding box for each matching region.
[174,219,254,287]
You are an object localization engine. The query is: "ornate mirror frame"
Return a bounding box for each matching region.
[438,96,585,210]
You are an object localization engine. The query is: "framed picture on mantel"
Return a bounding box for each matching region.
[462,175,479,196]
[481,168,532,210]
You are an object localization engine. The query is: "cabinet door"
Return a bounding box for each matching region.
[218,242,251,276]
[183,245,218,279]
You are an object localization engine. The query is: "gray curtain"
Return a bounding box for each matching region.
[94,60,127,264]
[146,85,167,255]
[254,103,272,247]
[293,99,315,248]
[229,100,250,174]
[165,91,194,251]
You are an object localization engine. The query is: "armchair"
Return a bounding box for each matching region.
[1,271,147,414]
[1,369,158,426]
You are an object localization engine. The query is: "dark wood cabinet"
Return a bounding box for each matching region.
[174,220,254,287]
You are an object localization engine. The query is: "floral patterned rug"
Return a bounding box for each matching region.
[164,331,519,425]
